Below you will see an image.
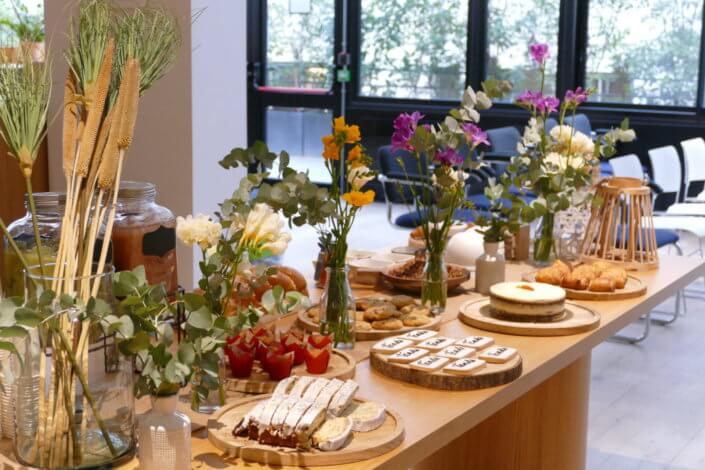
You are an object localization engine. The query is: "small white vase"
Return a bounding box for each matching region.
[475,242,506,295]
[137,395,191,470]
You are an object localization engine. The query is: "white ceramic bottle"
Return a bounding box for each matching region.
[137,395,192,470]
[475,241,506,295]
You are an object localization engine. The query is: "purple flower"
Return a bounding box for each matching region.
[516,90,541,106]
[529,43,549,64]
[535,96,559,114]
[391,111,424,151]
[436,147,464,166]
[462,123,489,147]
[564,87,589,105]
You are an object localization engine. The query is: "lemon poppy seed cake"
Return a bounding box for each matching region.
[488,282,566,322]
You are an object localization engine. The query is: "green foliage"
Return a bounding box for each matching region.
[0,1,44,43]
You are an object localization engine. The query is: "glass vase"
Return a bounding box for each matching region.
[14,267,135,469]
[555,207,591,262]
[137,395,191,470]
[319,266,355,349]
[421,249,448,315]
[533,212,556,266]
[190,365,226,415]
[475,242,506,295]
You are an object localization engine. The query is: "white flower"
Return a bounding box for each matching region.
[550,125,594,156]
[240,203,291,257]
[543,152,585,173]
[615,128,636,142]
[476,91,492,110]
[176,214,222,250]
[431,168,466,187]
[347,165,375,191]
[518,117,542,153]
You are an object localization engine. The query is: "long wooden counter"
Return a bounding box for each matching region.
[2,256,702,469]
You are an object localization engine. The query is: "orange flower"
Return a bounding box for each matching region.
[321,134,339,160]
[332,116,362,144]
[347,145,362,165]
[345,125,361,144]
[342,190,375,207]
[333,116,347,134]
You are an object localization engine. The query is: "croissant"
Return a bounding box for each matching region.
[536,267,564,286]
[563,273,589,290]
[601,268,628,289]
[591,261,613,276]
[573,264,598,281]
[552,260,572,277]
[589,277,616,292]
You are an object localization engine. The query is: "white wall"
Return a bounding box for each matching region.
[43,0,247,288]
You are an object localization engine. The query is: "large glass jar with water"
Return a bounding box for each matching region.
[2,192,64,297]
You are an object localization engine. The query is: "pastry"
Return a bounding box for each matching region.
[535,266,564,286]
[402,313,431,327]
[371,337,414,354]
[364,304,397,321]
[416,336,456,352]
[272,376,297,398]
[391,295,416,309]
[345,401,386,432]
[356,297,384,310]
[355,311,365,321]
[387,347,428,364]
[356,320,372,331]
[313,416,353,451]
[443,358,486,375]
[591,261,613,275]
[398,329,438,342]
[489,282,566,322]
[479,346,518,364]
[602,268,628,289]
[437,345,475,360]
[302,378,330,401]
[456,336,494,350]
[328,380,359,416]
[294,405,327,448]
[371,318,404,330]
[313,379,344,409]
[553,260,571,277]
[588,277,616,292]
[401,304,431,316]
[562,272,589,290]
[572,264,598,280]
[288,376,315,399]
[409,355,450,372]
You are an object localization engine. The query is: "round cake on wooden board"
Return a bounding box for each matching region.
[489,282,567,322]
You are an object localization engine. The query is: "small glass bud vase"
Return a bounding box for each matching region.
[475,241,506,295]
[421,249,448,315]
[319,266,355,349]
[137,395,191,470]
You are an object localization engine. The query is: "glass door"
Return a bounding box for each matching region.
[248,0,343,184]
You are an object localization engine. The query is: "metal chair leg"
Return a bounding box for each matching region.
[610,309,651,344]
[652,290,682,325]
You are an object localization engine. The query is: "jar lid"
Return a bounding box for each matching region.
[118,181,156,201]
[24,192,66,210]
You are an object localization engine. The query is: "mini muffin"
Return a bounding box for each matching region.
[402,313,431,327]
[391,295,416,309]
[371,318,404,331]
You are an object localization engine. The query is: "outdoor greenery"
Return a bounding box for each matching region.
[0,1,43,44]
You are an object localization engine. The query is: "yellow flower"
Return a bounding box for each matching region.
[342,190,375,207]
[345,125,361,143]
[333,116,347,134]
[321,134,339,160]
[347,145,363,167]
[176,214,222,250]
[332,116,362,144]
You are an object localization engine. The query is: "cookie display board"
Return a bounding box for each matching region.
[223,349,356,394]
[207,395,405,467]
[522,271,646,300]
[459,298,600,336]
[297,299,442,341]
[369,339,522,391]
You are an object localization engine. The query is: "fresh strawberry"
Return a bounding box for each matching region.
[307,333,333,350]
[304,346,330,374]
[265,351,294,380]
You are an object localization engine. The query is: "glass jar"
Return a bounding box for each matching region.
[137,395,191,470]
[319,266,355,349]
[2,192,64,297]
[112,182,178,295]
[421,249,448,314]
[14,266,135,469]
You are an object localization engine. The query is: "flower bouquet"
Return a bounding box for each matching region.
[390,86,499,312]
[0,1,181,467]
[500,43,636,264]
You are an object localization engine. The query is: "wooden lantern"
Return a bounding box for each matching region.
[580,177,658,270]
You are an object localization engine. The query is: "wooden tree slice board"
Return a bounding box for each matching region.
[522,271,647,300]
[459,298,601,336]
[207,395,405,467]
[370,350,522,391]
[296,308,442,341]
[223,349,355,394]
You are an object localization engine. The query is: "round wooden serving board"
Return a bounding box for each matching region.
[223,349,355,394]
[521,271,646,300]
[207,395,405,467]
[370,351,522,391]
[296,308,442,341]
[458,298,601,336]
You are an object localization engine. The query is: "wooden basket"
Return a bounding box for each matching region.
[580,177,658,271]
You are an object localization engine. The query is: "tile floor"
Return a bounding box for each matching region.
[280,203,705,470]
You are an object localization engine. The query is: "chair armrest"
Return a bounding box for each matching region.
[647,181,664,195]
[481,151,515,163]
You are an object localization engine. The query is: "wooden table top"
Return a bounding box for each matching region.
[4,256,703,470]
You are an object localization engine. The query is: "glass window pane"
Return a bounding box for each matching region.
[359,0,469,100]
[486,0,560,102]
[266,106,333,184]
[266,0,334,89]
[586,0,703,106]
